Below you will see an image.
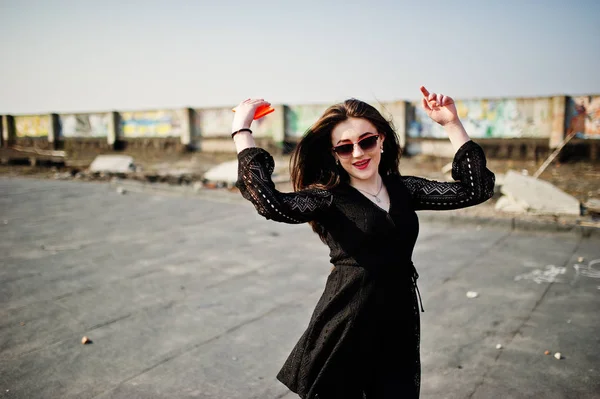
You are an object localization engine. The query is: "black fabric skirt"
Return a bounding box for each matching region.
[314,280,422,398]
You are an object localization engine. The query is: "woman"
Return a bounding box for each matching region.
[231,87,495,399]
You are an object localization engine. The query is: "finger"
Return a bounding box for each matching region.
[436,93,443,105]
[421,98,432,112]
[427,93,438,108]
[420,86,430,97]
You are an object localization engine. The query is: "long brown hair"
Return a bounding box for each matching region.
[290,98,402,192]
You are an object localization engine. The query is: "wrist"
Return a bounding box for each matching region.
[231,128,252,138]
[441,119,462,129]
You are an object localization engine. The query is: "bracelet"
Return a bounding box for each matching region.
[231,128,252,138]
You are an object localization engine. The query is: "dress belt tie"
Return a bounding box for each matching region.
[410,265,425,313]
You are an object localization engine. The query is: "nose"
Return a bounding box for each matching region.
[352,143,364,158]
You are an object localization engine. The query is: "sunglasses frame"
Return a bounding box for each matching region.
[332,134,380,158]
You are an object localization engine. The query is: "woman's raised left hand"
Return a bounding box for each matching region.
[420,86,459,126]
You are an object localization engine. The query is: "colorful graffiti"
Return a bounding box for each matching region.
[120,110,184,138]
[408,98,554,139]
[195,106,283,141]
[285,104,330,139]
[14,115,50,137]
[60,113,110,138]
[566,96,600,139]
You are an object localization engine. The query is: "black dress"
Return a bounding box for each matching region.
[236,140,495,398]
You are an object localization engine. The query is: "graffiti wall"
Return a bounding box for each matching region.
[408,97,554,139]
[195,107,234,138]
[120,109,184,138]
[566,96,600,139]
[284,104,330,139]
[59,113,110,138]
[14,115,50,137]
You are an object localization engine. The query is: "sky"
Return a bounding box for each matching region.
[0,0,599,114]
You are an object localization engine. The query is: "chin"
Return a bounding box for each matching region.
[346,160,379,181]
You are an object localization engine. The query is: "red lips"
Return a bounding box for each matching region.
[353,159,371,170]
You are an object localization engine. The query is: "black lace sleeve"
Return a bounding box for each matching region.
[400,140,495,211]
[236,147,334,223]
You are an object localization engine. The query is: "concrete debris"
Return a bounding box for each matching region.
[577,257,584,263]
[496,344,503,349]
[116,187,126,195]
[466,291,479,299]
[544,350,550,355]
[495,170,580,215]
[192,182,203,192]
[584,198,600,215]
[89,155,135,174]
[54,172,72,180]
[494,196,528,214]
[203,160,238,185]
[554,352,562,360]
[81,336,91,345]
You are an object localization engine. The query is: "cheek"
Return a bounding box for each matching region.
[340,158,354,173]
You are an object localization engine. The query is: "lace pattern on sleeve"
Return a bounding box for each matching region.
[237,147,333,223]
[401,140,495,211]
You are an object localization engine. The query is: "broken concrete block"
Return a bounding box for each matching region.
[584,198,600,215]
[494,195,529,214]
[89,155,135,173]
[499,170,580,216]
[203,160,238,185]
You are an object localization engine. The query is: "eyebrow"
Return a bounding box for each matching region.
[336,132,377,145]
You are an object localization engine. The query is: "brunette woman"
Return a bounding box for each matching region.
[232,87,495,399]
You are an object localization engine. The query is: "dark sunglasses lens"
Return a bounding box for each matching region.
[359,135,378,151]
[334,144,353,156]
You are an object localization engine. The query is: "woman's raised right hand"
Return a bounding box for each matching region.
[232,98,271,133]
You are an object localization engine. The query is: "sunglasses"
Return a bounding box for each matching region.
[332,134,380,158]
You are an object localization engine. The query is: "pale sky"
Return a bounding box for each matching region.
[1,0,599,114]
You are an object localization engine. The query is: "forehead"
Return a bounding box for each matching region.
[331,117,378,144]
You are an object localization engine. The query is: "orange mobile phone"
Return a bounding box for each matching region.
[232,105,275,120]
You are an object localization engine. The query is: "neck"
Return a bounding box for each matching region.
[350,174,382,194]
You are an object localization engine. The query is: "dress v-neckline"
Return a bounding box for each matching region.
[347,176,393,215]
